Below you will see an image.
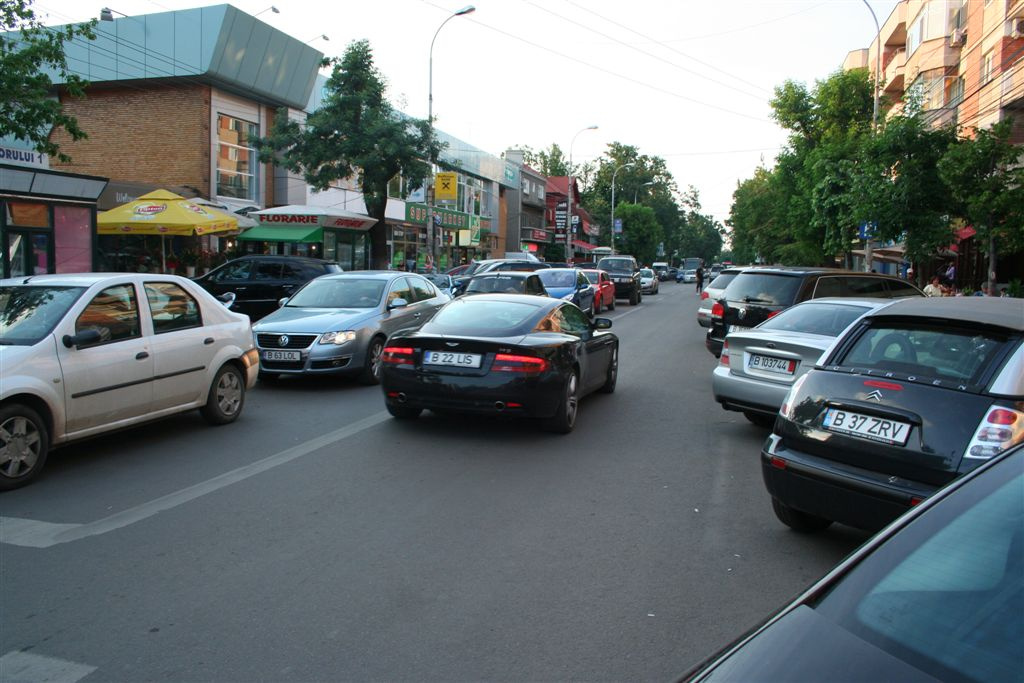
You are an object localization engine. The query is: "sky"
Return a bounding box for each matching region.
[35,0,900,227]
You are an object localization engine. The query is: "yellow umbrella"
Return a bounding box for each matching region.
[98,190,239,271]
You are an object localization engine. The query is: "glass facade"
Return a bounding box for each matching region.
[216,114,259,201]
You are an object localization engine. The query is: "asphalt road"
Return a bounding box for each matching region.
[0,282,870,682]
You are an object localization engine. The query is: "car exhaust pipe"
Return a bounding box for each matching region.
[397,392,407,403]
[494,401,506,411]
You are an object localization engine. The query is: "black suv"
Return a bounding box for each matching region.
[194,255,342,321]
[451,258,550,295]
[705,267,923,357]
[597,255,643,305]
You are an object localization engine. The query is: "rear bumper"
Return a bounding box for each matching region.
[761,434,940,531]
[705,330,723,357]
[712,365,788,416]
[382,370,562,418]
[696,308,711,327]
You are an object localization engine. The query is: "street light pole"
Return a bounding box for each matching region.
[862,0,881,273]
[634,180,655,204]
[427,5,475,272]
[610,162,634,256]
[567,125,597,262]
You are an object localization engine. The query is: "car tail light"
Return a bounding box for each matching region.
[965,405,1024,460]
[382,346,415,364]
[700,291,709,300]
[720,340,730,367]
[492,353,547,373]
[711,302,724,319]
[766,310,781,319]
[780,372,811,419]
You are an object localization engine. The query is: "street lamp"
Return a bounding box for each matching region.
[634,181,655,204]
[305,34,329,44]
[253,5,279,17]
[610,162,634,255]
[862,0,881,272]
[427,5,475,271]
[567,125,598,262]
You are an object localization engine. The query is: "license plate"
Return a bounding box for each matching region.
[729,325,751,333]
[823,408,911,446]
[262,350,300,361]
[748,354,796,375]
[423,350,482,368]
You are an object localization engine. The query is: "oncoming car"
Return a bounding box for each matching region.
[0,273,259,490]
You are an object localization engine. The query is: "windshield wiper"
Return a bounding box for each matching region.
[742,296,773,304]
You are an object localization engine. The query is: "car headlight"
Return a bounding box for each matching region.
[320,330,357,345]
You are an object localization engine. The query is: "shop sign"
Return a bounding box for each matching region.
[0,144,48,169]
[555,200,568,231]
[435,172,458,201]
[405,203,473,230]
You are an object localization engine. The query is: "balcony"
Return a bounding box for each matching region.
[1002,58,1024,111]
[883,48,907,94]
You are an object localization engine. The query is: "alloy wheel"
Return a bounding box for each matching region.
[0,416,41,478]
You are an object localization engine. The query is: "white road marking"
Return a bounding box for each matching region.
[0,411,390,549]
[0,651,96,683]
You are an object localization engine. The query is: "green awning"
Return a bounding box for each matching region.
[237,225,323,243]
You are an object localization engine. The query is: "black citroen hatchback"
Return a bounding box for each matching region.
[762,297,1024,533]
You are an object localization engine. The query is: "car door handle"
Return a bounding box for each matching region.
[204,337,215,345]
[413,312,422,317]
[136,351,149,360]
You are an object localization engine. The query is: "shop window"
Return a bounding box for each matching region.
[54,205,92,273]
[6,201,50,227]
[217,114,259,201]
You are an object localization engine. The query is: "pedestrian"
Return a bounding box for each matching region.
[695,265,704,294]
[924,276,944,297]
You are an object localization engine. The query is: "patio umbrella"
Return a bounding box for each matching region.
[98,190,239,271]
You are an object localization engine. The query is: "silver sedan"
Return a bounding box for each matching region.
[252,271,451,384]
[712,298,896,427]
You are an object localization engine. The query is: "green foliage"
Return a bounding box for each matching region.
[615,203,663,265]
[255,39,442,268]
[1,0,96,162]
[510,144,569,177]
[543,242,565,263]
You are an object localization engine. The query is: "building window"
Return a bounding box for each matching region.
[981,51,994,84]
[216,114,259,201]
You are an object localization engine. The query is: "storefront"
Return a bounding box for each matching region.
[1,164,107,278]
[404,202,486,270]
[241,205,375,271]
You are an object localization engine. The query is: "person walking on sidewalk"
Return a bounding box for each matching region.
[695,265,704,294]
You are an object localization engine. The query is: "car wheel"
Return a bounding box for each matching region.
[543,371,579,434]
[598,346,618,394]
[0,405,50,491]
[201,364,246,425]
[629,289,639,306]
[359,337,385,385]
[744,411,776,429]
[771,497,832,533]
[387,404,422,419]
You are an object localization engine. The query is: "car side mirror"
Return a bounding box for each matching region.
[592,318,613,330]
[62,329,102,349]
[278,297,289,308]
[217,292,236,309]
[388,297,409,309]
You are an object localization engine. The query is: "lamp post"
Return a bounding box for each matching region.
[634,180,655,204]
[610,162,634,255]
[862,0,881,272]
[428,5,475,272]
[567,125,597,262]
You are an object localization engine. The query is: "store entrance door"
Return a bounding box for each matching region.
[4,230,53,278]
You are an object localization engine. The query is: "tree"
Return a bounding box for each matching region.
[615,203,663,265]
[255,39,442,268]
[1,0,96,161]
[938,119,1024,292]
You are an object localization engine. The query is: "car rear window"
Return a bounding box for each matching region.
[759,302,872,337]
[724,273,802,306]
[707,272,738,290]
[466,275,525,294]
[428,300,542,336]
[837,323,1011,387]
[538,270,576,288]
[598,258,634,271]
[583,271,600,284]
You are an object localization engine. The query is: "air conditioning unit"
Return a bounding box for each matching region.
[950,28,966,47]
[1012,18,1024,39]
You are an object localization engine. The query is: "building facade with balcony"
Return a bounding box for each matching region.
[501,150,550,257]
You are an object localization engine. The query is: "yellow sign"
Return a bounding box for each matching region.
[435,172,458,201]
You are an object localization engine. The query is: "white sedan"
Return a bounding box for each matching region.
[0,273,259,490]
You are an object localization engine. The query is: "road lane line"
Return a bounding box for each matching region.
[0,411,390,549]
[0,650,96,682]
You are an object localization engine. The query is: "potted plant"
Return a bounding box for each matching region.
[179,249,199,277]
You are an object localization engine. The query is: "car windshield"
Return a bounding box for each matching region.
[725,273,802,305]
[837,323,1009,387]
[758,302,871,337]
[597,258,633,272]
[537,270,576,288]
[812,452,1023,683]
[427,299,542,336]
[285,279,385,308]
[640,269,654,277]
[465,275,525,294]
[0,285,87,345]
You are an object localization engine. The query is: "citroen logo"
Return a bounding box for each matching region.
[278,335,290,347]
[737,307,747,320]
[866,389,883,402]
[445,342,459,347]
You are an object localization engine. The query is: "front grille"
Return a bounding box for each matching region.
[256,333,317,349]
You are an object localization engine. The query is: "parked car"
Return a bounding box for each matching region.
[651,262,670,281]
[451,258,551,295]
[445,263,473,277]
[252,271,450,384]
[379,294,618,433]
[193,255,342,322]
[573,261,598,270]
[0,273,259,490]
[597,255,642,305]
[667,267,678,281]
[639,268,660,295]
[579,268,615,314]
[763,297,1024,532]
[537,268,597,316]
[423,272,456,296]
[712,298,895,427]
[684,442,1024,682]
[460,272,548,297]
[697,267,743,327]
[705,267,924,357]
[677,268,698,283]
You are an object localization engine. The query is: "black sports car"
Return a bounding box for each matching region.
[379,294,619,433]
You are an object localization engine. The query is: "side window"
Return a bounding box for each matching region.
[408,277,436,302]
[535,309,566,333]
[845,277,889,297]
[559,304,590,337]
[212,259,252,283]
[76,283,141,345]
[387,277,414,305]
[254,261,283,281]
[145,282,202,333]
[279,261,306,282]
[887,280,923,298]
[813,276,843,298]
[527,276,544,295]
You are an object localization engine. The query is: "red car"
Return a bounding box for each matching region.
[579,269,615,314]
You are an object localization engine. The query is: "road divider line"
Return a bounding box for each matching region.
[0,411,390,549]
[0,650,97,682]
